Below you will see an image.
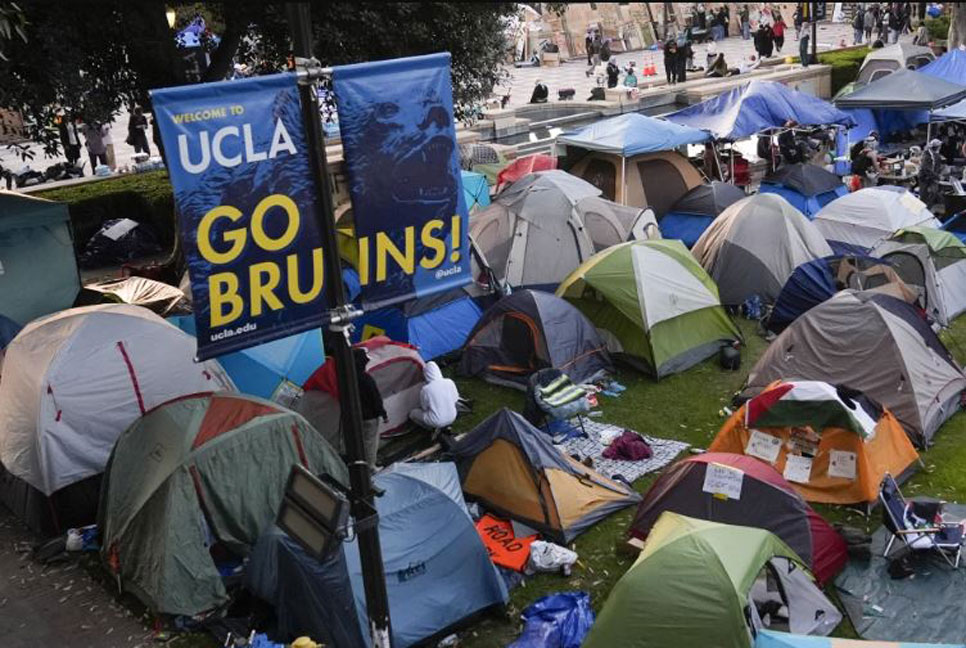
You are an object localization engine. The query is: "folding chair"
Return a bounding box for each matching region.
[880,473,965,569]
[523,368,590,436]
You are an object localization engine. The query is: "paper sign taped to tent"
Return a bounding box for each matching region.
[746,429,782,463]
[151,73,329,360]
[783,455,814,484]
[333,53,470,310]
[475,514,537,572]
[828,450,858,480]
[702,463,743,500]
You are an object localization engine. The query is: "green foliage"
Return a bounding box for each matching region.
[0,1,27,60]
[35,170,176,251]
[926,15,950,42]
[819,47,869,95]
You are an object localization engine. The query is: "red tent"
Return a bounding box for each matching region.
[496,154,556,190]
[628,452,848,585]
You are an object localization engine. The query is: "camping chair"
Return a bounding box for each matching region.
[523,368,590,438]
[880,473,965,568]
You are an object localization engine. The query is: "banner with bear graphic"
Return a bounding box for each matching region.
[151,73,328,360]
[333,52,471,309]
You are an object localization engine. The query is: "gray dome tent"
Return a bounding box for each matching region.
[460,289,613,390]
[744,290,966,446]
[691,193,832,305]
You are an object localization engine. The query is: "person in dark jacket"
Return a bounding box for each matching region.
[606,59,620,88]
[664,40,679,84]
[127,105,151,155]
[529,80,549,104]
[354,347,388,469]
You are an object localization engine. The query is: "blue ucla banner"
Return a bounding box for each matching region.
[151,73,328,360]
[333,52,470,309]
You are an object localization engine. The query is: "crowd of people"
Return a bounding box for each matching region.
[50,107,154,176]
[852,3,918,46]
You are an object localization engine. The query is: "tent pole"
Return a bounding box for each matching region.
[621,155,627,206]
[730,148,735,184]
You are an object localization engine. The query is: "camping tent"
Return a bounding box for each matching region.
[758,164,848,219]
[857,43,936,85]
[661,181,746,247]
[449,408,641,543]
[628,453,848,585]
[350,286,484,361]
[744,291,966,446]
[0,190,80,326]
[171,316,323,405]
[558,112,710,157]
[99,392,347,617]
[691,193,833,305]
[82,276,188,315]
[583,513,842,648]
[767,255,917,333]
[0,304,232,534]
[834,69,966,111]
[755,630,964,648]
[711,381,920,505]
[664,80,856,140]
[470,170,657,290]
[556,239,740,377]
[300,336,425,439]
[460,289,613,389]
[461,169,490,212]
[813,187,941,254]
[247,462,508,648]
[873,226,966,328]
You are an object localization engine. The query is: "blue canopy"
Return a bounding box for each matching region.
[665,80,856,140]
[461,170,491,211]
[920,49,966,83]
[843,107,928,140]
[557,112,710,157]
[170,316,323,401]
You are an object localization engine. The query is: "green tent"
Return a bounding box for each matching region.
[556,239,741,377]
[99,392,347,616]
[0,191,80,325]
[583,513,841,648]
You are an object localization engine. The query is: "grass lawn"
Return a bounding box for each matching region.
[448,315,966,647]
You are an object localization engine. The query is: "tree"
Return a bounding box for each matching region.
[950,4,966,49]
[0,1,516,159]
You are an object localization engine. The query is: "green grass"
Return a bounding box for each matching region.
[448,316,966,647]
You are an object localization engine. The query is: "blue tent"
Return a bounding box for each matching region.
[461,170,490,211]
[557,112,710,156]
[660,181,746,247]
[247,462,508,648]
[0,314,20,350]
[943,212,966,243]
[665,80,856,140]
[755,630,963,648]
[920,49,966,83]
[170,316,323,401]
[758,164,848,219]
[767,255,889,333]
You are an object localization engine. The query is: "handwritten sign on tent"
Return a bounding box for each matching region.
[702,463,744,500]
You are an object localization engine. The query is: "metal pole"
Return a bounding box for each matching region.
[621,156,627,205]
[811,2,818,65]
[285,4,392,646]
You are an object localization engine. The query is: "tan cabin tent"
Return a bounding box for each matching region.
[568,150,704,215]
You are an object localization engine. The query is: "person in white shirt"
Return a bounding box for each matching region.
[409,361,459,431]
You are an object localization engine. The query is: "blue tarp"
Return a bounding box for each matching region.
[508,592,595,648]
[758,184,848,219]
[462,170,491,211]
[170,316,323,400]
[665,80,856,140]
[557,112,710,156]
[247,462,508,648]
[920,49,966,83]
[842,107,928,141]
[755,630,965,648]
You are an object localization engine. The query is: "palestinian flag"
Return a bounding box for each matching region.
[746,381,880,439]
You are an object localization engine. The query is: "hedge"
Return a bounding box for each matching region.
[35,170,176,253]
[819,47,870,96]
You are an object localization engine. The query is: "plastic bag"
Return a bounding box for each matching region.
[507,591,594,648]
[526,541,578,576]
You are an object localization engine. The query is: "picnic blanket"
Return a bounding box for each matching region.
[557,419,689,485]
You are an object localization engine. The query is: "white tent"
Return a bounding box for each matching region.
[0,304,233,495]
[812,187,941,253]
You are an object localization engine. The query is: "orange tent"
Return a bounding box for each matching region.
[709,380,919,506]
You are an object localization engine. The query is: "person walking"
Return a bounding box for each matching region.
[81,121,110,170]
[888,6,901,43]
[740,4,751,39]
[877,8,889,44]
[799,29,810,68]
[864,6,876,42]
[772,14,786,53]
[852,8,864,45]
[585,31,594,65]
[353,347,388,469]
[126,105,151,156]
[721,5,730,38]
[793,5,803,39]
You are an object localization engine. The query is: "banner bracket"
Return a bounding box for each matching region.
[294,56,332,84]
[327,304,363,333]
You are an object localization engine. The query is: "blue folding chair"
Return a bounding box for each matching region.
[880,473,964,568]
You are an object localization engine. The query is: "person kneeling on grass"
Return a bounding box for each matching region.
[410,361,460,433]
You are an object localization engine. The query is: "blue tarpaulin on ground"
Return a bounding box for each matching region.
[558,112,710,156]
[664,80,856,140]
[507,592,595,648]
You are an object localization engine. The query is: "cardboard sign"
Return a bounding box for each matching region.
[828,450,858,480]
[783,455,814,484]
[475,514,537,572]
[746,429,782,464]
[702,463,744,500]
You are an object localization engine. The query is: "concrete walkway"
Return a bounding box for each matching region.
[0,508,153,648]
